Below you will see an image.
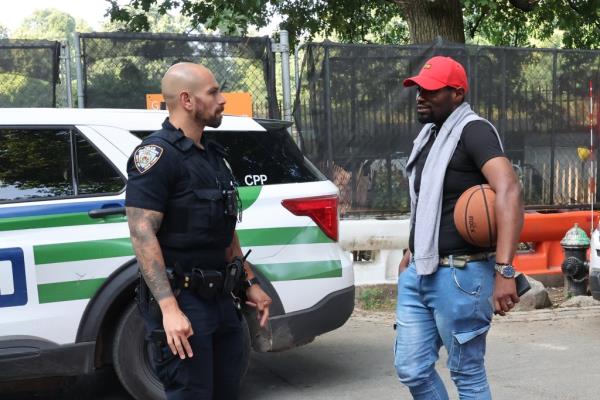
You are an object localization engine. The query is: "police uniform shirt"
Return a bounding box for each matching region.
[125,118,237,269]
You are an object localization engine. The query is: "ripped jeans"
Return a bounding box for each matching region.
[394,259,495,400]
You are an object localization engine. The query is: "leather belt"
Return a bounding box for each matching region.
[439,252,494,267]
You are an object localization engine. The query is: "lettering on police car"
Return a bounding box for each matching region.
[134,144,164,174]
[0,247,28,307]
[244,174,268,186]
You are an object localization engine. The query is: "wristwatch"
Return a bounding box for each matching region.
[244,277,260,289]
[494,263,516,279]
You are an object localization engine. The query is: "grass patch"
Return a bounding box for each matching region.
[356,285,397,311]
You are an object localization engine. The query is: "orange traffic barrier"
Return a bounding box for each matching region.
[513,211,600,276]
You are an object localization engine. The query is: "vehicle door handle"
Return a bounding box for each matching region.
[88,206,126,218]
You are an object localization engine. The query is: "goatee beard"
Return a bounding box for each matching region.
[206,115,223,128]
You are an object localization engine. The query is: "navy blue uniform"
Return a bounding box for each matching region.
[126,118,243,400]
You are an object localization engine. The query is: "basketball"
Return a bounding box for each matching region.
[453,184,497,247]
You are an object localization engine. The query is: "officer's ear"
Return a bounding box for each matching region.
[179,90,194,111]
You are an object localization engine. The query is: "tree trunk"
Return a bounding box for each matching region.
[395,0,465,44]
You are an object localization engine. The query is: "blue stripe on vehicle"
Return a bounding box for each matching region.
[0,200,125,219]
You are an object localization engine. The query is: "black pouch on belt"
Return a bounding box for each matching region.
[223,256,245,294]
[191,268,223,300]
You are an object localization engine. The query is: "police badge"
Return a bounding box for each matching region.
[134,145,164,173]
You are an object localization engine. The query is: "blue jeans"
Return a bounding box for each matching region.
[394,259,495,400]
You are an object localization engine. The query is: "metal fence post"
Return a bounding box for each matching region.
[323,42,334,169]
[550,50,557,203]
[73,32,84,108]
[279,31,292,125]
[62,41,73,108]
[294,43,306,93]
[500,49,507,142]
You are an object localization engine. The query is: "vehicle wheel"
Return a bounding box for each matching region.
[113,302,165,400]
[240,315,252,380]
[113,303,252,399]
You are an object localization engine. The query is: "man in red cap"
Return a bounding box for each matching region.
[393,56,524,399]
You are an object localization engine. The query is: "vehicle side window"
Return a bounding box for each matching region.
[0,128,73,201]
[75,132,125,195]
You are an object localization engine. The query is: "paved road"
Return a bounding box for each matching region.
[4,306,600,399]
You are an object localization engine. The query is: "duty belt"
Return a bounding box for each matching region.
[438,252,494,267]
[167,254,247,300]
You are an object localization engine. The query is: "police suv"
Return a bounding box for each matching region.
[0,108,354,399]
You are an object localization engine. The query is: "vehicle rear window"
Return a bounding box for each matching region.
[132,129,325,186]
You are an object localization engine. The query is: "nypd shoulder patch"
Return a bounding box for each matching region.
[134,144,164,174]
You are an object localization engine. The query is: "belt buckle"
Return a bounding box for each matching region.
[452,255,468,268]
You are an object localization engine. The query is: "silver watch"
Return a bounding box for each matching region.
[494,263,516,279]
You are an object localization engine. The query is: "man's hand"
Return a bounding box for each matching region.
[493,275,519,316]
[160,297,194,359]
[398,249,411,274]
[245,285,272,327]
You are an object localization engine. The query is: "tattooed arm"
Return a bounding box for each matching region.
[127,206,194,359]
[127,207,171,301]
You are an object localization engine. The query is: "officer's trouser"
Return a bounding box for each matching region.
[143,290,244,400]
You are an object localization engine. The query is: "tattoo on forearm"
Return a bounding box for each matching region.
[126,207,173,302]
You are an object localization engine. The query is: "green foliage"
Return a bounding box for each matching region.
[464,0,600,48]
[102,5,196,33]
[107,0,410,47]
[357,286,396,311]
[12,8,92,43]
[109,0,600,49]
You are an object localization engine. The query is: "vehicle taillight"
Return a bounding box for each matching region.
[282,195,339,241]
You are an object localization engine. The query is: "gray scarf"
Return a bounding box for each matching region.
[406,102,503,275]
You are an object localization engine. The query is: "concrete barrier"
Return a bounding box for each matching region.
[339,218,410,285]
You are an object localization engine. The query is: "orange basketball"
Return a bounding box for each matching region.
[453,184,496,247]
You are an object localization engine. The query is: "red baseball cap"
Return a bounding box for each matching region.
[403,56,468,92]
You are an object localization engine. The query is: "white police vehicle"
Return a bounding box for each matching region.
[0,108,354,399]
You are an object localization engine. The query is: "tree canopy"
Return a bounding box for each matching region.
[107,0,600,48]
[12,8,92,43]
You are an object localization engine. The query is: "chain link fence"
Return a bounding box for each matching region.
[0,39,61,107]
[294,40,600,217]
[77,32,280,119]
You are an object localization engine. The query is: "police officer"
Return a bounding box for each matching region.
[125,62,272,400]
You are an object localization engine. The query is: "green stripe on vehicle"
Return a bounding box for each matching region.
[37,278,105,303]
[0,212,125,232]
[254,260,342,281]
[36,259,342,303]
[238,186,261,211]
[33,226,331,265]
[237,226,332,247]
[34,238,134,265]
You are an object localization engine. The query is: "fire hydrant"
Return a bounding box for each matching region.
[560,223,590,297]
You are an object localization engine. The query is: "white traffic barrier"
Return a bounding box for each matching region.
[339,218,410,285]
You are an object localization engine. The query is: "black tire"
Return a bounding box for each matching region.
[239,315,252,381]
[113,302,165,400]
[113,302,252,399]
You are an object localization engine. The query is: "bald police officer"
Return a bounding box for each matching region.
[126,62,272,400]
